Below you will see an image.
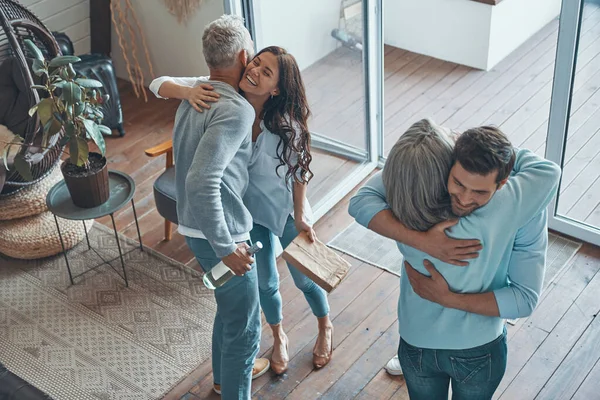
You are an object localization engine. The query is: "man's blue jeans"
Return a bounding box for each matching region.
[185,237,261,400]
[398,328,507,400]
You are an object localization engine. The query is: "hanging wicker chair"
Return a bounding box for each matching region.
[0,0,64,196]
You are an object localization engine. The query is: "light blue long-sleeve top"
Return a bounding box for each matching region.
[348,149,561,350]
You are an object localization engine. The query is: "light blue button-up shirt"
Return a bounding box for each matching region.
[244,121,313,236]
[349,149,561,350]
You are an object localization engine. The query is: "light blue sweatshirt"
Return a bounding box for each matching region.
[348,149,561,350]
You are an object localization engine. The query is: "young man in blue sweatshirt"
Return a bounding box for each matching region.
[349,121,561,399]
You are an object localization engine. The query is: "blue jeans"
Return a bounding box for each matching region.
[398,329,508,400]
[250,216,330,325]
[185,237,261,400]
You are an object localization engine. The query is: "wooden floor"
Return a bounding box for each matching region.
[96,8,600,397]
[304,2,600,227]
[100,91,600,400]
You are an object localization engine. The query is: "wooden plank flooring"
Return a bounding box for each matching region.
[304,2,600,228]
[98,11,600,396]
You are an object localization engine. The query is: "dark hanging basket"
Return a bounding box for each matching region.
[0,0,65,196]
[61,152,109,208]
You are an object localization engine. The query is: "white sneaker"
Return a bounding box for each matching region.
[385,355,403,376]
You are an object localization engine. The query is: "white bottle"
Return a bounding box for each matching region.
[202,242,263,290]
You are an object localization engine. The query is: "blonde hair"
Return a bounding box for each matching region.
[382,118,454,231]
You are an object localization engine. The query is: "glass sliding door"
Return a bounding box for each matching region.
[227,0,383,220]
[546,0,600,246]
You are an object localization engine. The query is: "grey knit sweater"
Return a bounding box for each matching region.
[172,80,255,257]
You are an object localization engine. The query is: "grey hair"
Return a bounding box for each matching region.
[202,15,254,69]
[382,118,455,232]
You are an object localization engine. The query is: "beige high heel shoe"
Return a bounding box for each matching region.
[271,335,289,375]
[313,326,333,369]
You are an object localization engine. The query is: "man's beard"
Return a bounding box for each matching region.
[450,196,480,217]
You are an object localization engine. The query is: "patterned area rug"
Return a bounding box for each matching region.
[0,223,215,400]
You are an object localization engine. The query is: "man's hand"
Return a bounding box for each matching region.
[186,84,220,113]
[421,220,482,266]
[221,243,254,276]
[405,259,453,306]
[295,219,316,243]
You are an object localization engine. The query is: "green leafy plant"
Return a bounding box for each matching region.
[1,39,111,180]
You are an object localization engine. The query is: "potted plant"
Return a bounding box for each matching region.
[22,39,111,208]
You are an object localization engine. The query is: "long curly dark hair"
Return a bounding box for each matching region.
[256,46,313,184]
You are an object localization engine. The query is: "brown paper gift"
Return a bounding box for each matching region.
[282,232,351,293]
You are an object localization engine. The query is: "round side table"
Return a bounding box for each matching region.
[46,170,143,287]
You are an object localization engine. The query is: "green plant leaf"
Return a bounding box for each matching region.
[52,81,66,90]
[42,117,62,147]
[92,107,104,120]
[14,154,33,181]
[75,78,103,88]
[48,55,81,68]
[67,64,76,79]
[32,59,46,76]
[1,145,10,170]
[36,98,53,125]
[58,135,70,147]
[83,119,106,156]
[1,136,23,170]
[31,84,47,91]
[28,103,39,117]
[64,121,76,137]
[61,82,81,106]
[24,39,43,61]
[97,125,112,136]
[73,102,85,117]
[59,67,70,80]
[70,136,89,167]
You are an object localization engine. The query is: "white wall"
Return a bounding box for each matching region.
[22,0,91,55]
[384,0,492,70]
[110,0,224,86]
[254,0,341,71]
[488,0,562,69]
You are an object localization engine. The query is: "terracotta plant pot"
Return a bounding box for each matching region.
[61,152,109,208]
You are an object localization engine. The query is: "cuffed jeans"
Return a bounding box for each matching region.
[185,237,261,400]
[398,328,508,400]
[250,216,330,325]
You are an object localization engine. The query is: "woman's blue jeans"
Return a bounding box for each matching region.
[250,216,330,325]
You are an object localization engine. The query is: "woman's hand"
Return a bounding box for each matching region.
[295,219,317,243]
[186,83,220,113]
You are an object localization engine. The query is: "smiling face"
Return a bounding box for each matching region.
[238,51,281,98]
[447,161,507,216]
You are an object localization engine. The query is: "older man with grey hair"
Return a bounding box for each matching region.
[150,15,268,399]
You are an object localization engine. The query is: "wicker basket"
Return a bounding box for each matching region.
[0,163,62,220]
[0,211,93,259]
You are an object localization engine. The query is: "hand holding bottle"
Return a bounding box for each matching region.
[222,243,255,276]
[203,242,263,290]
